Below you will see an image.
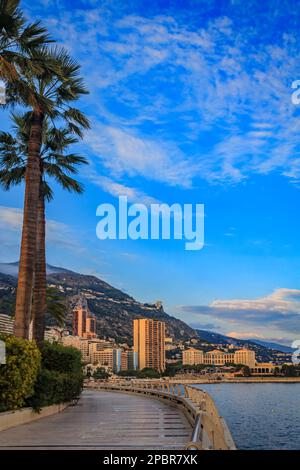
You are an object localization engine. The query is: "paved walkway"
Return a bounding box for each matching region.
[0,390,191,450]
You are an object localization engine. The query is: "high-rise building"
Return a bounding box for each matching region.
[85,315,97,339]
[133,319,165,372]
[121,350,138,371]
[72,297,97,339]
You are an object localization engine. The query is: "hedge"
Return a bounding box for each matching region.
[26,341,83,410]
[40,342,82,373]
[27,369,83,410]
[0,335,41,412]
[0,339,83,412]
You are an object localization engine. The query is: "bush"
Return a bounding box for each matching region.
[117,368,161,378]
[27,369,83,410]
[0,335,41,411]
[137,368,161,379]
[92,367,110,380]
[40,342,82,373]
[117,369,139,377]
[27,342,83,410]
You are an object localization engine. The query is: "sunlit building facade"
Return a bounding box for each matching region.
[133,319,165,372]
[183,348,256,368]
[72,297,97,339]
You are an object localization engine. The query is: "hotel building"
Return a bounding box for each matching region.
[133,319,166,372]
[183,348,256,368]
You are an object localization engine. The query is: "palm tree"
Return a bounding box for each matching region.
[45,286,69,328]
[0,112,88,343]
[3,47,89,339]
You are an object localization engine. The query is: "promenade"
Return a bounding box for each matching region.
[0,390,191,450]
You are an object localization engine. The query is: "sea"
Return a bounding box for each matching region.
[193,383,300,449]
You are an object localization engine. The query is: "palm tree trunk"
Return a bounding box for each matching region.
[14,110,44,339]
[32,186,46,346]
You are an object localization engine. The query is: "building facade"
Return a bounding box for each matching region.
[133,319,166,372]
[183,348,256,368]
[62,335,90,362]
[183,348,204,365]
[0,314,13,335]
[72,297,97,339]
[91,348,122,373]
[121,350,138,371]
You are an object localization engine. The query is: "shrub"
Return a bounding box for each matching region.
[92,367,110,380]
[27,342,83,410]
[137,368,161,378]
[0,335,41,411]
[40,341,82,373]
[27,369,83,410]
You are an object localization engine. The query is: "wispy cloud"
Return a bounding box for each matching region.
[85,124,196,188]
[0,206,84,258]
[23,2,300,192]
[181,288,300,338]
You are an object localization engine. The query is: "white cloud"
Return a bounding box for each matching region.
[84,162,160,205]
[24,5,300,188]
[181,288,300,337]
[85,124,196,188]
[228,331,266,340]
[0,206,83,253]
[210,288,300,314]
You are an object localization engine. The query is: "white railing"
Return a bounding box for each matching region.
[85,379,236,450]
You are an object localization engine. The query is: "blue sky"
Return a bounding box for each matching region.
[1,0,300,344]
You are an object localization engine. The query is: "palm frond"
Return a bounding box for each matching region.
[0,165,25,189]
[44,162,84,193]
[46,286,67,327]
[1,112,87,198]
[63,107,90,129]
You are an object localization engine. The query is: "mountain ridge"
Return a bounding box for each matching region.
[0,262,196,343]
[196,329,293,354]
[0,262,292,356]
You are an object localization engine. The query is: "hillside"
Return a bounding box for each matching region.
[0,263,292,361]
[0,263,196,344]
[196,329,292,363]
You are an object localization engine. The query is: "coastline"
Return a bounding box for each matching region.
[167,376,300,384]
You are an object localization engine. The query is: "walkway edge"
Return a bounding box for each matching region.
[87,382,236,450]
[0,402,70,432]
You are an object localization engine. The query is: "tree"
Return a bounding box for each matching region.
[137,368,161,379]
[0,0,53,84]
[117,369,139,377]
[281,364,299,377]
[241,365,251,377]
[93,368,110,380]
[45,287,68,328]
[0,112,88,342]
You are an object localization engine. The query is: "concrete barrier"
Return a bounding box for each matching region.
[0,403,69,432]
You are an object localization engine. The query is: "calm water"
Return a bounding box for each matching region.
[193,383,300,449]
